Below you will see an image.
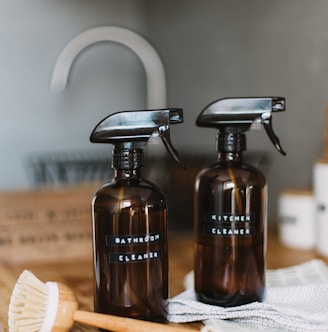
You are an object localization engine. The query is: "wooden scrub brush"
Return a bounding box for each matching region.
[8,270,193,332]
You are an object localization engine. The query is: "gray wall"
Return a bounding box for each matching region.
[2,0,328,221]
[0,0,148,189]
[144,0,328,220]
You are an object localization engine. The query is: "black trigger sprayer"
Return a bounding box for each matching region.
[196,97,286,155]
[90,108,184,322]
[194,97,286,307]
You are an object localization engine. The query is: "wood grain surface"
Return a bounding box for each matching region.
[0,228,326,332]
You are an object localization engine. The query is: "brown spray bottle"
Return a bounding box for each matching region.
[194,97,286,307]
[90,109,184,322]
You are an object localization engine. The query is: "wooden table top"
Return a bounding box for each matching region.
[0,228,325,331]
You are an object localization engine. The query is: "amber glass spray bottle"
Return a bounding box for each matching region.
[90,109,184,322]
[194,97,286,307]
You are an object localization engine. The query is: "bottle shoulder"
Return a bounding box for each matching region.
[196,161,266,185]
[93,177,166,203]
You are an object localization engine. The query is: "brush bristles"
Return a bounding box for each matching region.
[8,270,49,332]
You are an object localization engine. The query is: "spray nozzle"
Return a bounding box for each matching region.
[90,108,184,167]
[197,97,286,155]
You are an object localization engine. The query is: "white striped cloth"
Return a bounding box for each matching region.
[167,260,328,332]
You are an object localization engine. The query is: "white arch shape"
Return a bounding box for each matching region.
[50,26,166,109]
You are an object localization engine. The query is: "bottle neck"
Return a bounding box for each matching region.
[216,131,246,162]
[114,169,141,180]
[217,151,243,162]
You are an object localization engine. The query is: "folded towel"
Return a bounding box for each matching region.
[167,259,328,331]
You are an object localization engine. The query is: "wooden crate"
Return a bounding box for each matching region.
[0,184,99,264]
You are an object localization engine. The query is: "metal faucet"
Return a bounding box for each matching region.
[50,26,166,109]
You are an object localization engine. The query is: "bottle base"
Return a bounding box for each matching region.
[196,292,263,307]
[95,304,168,323]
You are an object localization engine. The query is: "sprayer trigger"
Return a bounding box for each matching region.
[261,115,286,156]
[159,127,185,168]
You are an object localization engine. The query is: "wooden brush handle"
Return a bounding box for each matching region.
[73,310,195,332]
[56,283,195,331]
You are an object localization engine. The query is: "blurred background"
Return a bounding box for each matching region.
[1,0,327,229]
